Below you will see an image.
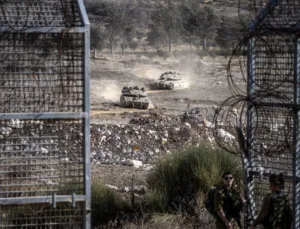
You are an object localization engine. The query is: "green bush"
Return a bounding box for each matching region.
[146,144,242,213]
[91,180,127,227]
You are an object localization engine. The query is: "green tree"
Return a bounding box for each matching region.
[180,3,219,51]
[215,16,245,53]
[128,40,139,52]
[180,1,201,51]
[90,24,107,58]
[147,0,182,53]
[90,1,137,56]
[196,6,219,50]
[147,24,168,50]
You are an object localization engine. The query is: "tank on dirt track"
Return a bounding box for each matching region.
[156,71,188,90]
[120,86,149,109]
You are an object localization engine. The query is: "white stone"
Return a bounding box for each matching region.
[184,122,191,129]
[61,157,69,163]
[217,129,235,142]
[9,119,23,128]
[203,119,213,128]
[122,186,130,192]
[41,147,48,154]
[106,184,119,191]
[173,127,180,132]
[123,159,143,168]
[149,130,156,135]
[99,136,106,145]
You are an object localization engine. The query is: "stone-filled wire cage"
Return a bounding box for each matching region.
[0,1,90,228]
[213,0,300,228]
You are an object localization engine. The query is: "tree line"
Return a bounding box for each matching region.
[87,0,248,56]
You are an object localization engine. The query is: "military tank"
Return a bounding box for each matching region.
[156,71,188,90]
[120,86,149,109]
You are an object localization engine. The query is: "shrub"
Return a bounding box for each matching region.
[91,180,127,227]
[146,144,242,213]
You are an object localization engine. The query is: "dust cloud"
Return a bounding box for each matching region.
[92,83,122,103]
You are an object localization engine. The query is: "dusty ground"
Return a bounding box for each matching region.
[90,52,242,124]
[90,51,245,188]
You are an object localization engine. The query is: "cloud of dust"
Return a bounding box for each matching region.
[93,83,122,102]
[133,67,164,81]
[130,52,223,91]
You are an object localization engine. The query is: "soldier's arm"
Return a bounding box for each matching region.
[214,190,231,226]
[253,195,270,226]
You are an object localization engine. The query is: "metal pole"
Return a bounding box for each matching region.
[246,37,257,228]
[293,37,300,229]
[77,0,91,228]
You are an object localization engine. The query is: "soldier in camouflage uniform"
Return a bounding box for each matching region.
[214,172,245,229]
[250,174,293,229]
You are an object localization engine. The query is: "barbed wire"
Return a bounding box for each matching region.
[214,0,299,158]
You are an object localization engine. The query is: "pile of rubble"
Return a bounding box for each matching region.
[90,111,217,166]
[0,107,237,168]
[181,107,217,125]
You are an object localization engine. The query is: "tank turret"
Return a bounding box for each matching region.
[120,86,149,109]
[156,71,188,90]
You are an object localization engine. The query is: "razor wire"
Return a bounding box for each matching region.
[213,0,300,158]
[213,0,300,227]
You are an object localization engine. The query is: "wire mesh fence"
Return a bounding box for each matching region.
[214,1,300,228]
[0,32,84,113]
[0,119,84,198]
[0,0,83,29]
[0,0,90,228]
[0,203,84,229]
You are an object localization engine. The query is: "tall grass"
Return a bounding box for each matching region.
[145,144,242,212]
[92,180,128,227]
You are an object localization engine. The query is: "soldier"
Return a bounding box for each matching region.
[214,172,245,229]
[249,174,293,229]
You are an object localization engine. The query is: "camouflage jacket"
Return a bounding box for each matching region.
[214,186,243,221]
[254,190,292,229]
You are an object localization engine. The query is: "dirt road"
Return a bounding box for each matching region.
[90,53,242,124]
